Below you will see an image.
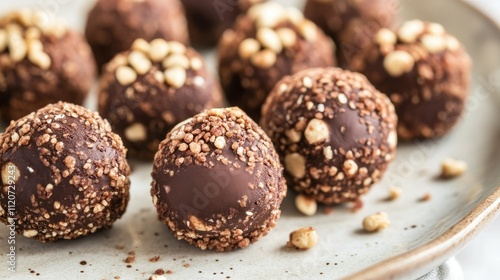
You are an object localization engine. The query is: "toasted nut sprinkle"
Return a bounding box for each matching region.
[163,54,190,69]
[343,159,358,177]
[387,130,398,148]
[150,275,167,280]
[1,164,20,185]
[116,66,137,86]
[427,23,445,35]
[383,50,415,77]
[284,153,306,179]
[251,49,277,69]
[164,67,187,88]
[420,34,446,54]
[286,7,304,25]
[190,57,203,70]
[398,20,425,43]
[8,32,27,62]
[289,227,318,249]
[214,136,226,149]
[128,51,152,75]
[28,49,51,69]
[276,27,297,48]
[295,194,317,216]
[446,36,460,51]
[131,38,150,53]
[149,39,170,62]
[239,38,261,59]
[304,119,329,145]
[257,27,283,53]
[363,212,390,232]
[168,41,187,54]
[441,158,467,178]
[23,229,38,238]
[285,128,302,143]
[375,28,397,46]
[125,123,147,142]
[298,20,317,41]
[389,187,402,200]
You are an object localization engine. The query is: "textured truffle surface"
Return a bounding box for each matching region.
[261,67,397,204]
[0,10,96,122]
[151,107,286,251]
[349,21,471,140]
[85,0,188,70]
[218,2,335,121]
[180,0,265,47]
[98,39,223,159]
[0,102,131,242]
[304,0,399,67]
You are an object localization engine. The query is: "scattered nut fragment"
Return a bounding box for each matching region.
[304,119,329,144]
[389,187,402,200]
[297,20,317,41]
[288,227,318,249]
[131,38,150,53]
[284,153,306,179]
[251,49,277,69]
[295,194,317,216]
[149,39,170,62]
[383,50,415,77]
[420,34,446,54]
[363,212,390,232]
[128,51,152,75]
[124,123,147,142]
[23,229,38,238]
[168,41,186,54]
[397,20,425,43]
[276,27,297,48]
[164,67,187,88]
[375,28,397,46]
[163,54,190,69]
[239,38,261,59]
[257,27,283,53]
[213,136,226,149]
[441,158,467,178]
[115,66,137,86]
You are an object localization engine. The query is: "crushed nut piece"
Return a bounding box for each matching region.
[441,158,467,178]
[384,50,415,77]
[288,227,318,249]
[295,194,317,216]
[389,187,402,200]
[363,212,390,232]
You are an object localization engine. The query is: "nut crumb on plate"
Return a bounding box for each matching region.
[441,158,467,178]
[288,227,318,250]
[363,212,390,232]
[295,194,317,216]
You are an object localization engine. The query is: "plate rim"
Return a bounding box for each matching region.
[345,1,500,278]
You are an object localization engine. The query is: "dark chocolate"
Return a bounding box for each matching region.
[151,107,286,251]
[0,102,131,242]
[261,67,398,204]
[85,0,188,70]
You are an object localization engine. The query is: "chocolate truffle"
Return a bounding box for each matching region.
[0,102,130,242]
[151,107,286,251]
[349,21,471,140]
[261,67,397,204]
[304,0,399,67]
[0,10,96,122]
[85,0,188,70]
[98,39,223,159]
[180,0,265,47]
[218,2,336,121]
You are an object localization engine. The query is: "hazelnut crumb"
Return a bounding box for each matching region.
[288,227,318,250]
[421,192,432,202]
[149,275,167,280]
[295,194,317,216]
[362,212,390,232]
[389,187,402,200]
[441,158,467,178]
[149,256,160,262]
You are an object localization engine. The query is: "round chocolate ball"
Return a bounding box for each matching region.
[180,0,265,47]
[0,10,96,122]
[98,39,224,159]
[304,0,399,67]
[151,107,286,251]
[349,21,471,140]
[0,102,130,242]
[217,2,336,121]
[85,0,188,70]
[261,67,397,204]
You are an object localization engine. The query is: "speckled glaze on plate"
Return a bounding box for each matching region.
[1,0,500,279]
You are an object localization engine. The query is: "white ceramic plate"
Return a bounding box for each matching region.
[1,0,500,279]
